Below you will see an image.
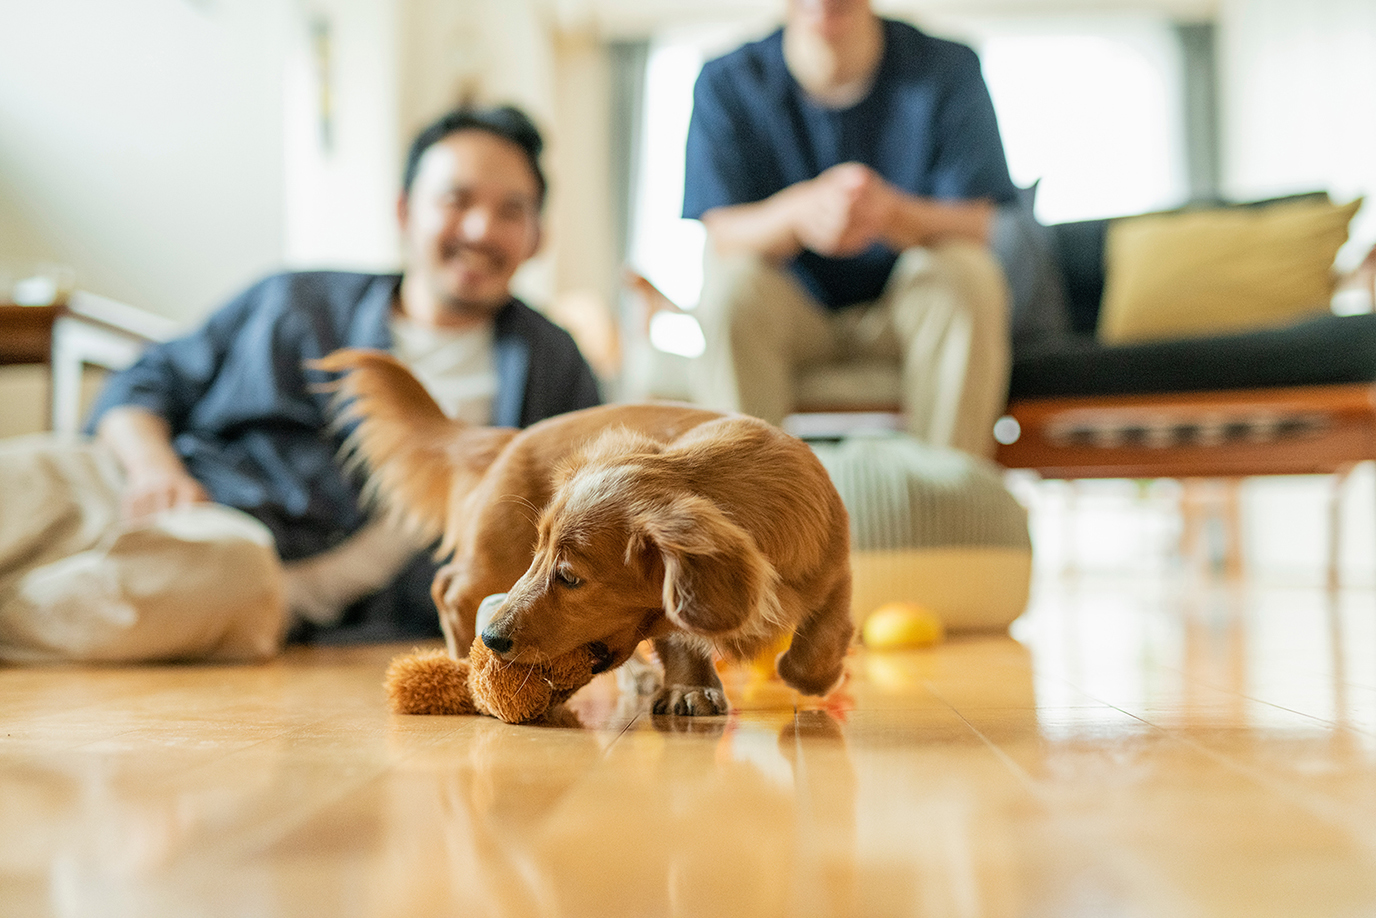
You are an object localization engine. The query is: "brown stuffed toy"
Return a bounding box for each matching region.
[384,636,599,724]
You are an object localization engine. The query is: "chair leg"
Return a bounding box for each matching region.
[1222,478,1244,581]
[1180,479,1218,575]
[1327,464,1354,591]
[1180,478,1244,579]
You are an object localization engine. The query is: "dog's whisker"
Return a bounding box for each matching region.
[514,497,543,529]
[496,494,542,529]
[513,662,538,696]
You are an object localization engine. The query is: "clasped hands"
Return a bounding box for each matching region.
[785,162,913,258]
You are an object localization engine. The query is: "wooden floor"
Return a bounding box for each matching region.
[3,572,1376,917]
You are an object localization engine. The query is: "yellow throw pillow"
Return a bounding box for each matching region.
[1098,197,1362,345]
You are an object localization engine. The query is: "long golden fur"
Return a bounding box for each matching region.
[315,348,854,715]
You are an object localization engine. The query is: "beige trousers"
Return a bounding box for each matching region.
[692,243,1011,457]
[0,435,286,663]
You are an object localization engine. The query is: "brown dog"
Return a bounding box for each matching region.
[316,349,853,715]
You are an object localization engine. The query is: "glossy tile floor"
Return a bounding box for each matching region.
[4,571,1376,917]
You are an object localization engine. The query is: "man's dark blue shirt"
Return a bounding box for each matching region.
[85,271,601,641]
[683,19,1018,310]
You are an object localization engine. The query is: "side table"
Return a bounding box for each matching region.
[0,293,175,433]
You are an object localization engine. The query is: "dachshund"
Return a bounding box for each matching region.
[315,349,853,715]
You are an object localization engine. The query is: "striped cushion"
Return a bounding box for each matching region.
[810,434,1032,633]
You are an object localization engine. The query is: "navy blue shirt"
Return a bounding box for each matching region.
[683,19,1018,309]
[86,271,600,560]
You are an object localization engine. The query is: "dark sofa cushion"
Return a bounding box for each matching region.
[1047,219,1109,336]
[1010,312,1376,399]
[991,184,1072,346]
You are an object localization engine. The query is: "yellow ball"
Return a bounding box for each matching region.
[862,602,945,650]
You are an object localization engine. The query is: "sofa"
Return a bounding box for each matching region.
[996,192,1375,480]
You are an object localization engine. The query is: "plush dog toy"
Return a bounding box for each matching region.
[385,637,599,724]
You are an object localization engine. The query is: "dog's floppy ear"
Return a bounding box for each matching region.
[310,348,515,543]
[635,494,779,636]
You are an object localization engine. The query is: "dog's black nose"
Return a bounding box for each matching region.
[481,629,513,654]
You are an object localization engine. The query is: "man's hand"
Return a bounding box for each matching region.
[96,406,210,522]
[701,162,994,261]
[790,162,898,257]
[120,464,210,521]
[702,162,909,261]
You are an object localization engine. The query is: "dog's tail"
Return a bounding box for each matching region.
[311,348,517,545]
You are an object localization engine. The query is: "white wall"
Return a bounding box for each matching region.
[398,0,555,131]
[546,32,622,378]
[0,0,289,323]
[0,0,410,323]
[283,0,403,272]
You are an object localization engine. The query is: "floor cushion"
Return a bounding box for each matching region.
[809,433,1032,633]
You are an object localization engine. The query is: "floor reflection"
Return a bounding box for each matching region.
[360,702,859,917]
[5,576,1376,917]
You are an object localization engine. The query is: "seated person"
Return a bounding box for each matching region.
[683,0,1022,457]
[0,104,600,663]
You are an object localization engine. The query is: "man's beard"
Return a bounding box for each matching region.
[433,243,513,315]
[433,285,510,318]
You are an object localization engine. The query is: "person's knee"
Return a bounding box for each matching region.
[893,243,1010,337]
[936,242,1010,319]
[4,505,286,663]
[699,251,785,331]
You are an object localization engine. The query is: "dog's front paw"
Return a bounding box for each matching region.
[651,684,728,716]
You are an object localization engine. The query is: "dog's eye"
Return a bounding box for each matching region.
[555,569,582,588]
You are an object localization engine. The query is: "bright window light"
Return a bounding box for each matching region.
[627,37,712,312]
[649,310,706,358]
[976,21,1188,222]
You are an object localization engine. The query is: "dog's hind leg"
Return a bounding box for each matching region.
[775,569,854,697]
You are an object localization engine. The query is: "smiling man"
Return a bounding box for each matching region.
[0,105,601,663]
